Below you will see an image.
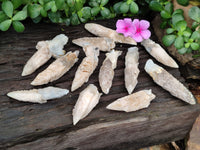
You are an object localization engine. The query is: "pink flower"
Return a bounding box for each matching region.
[131,19,151,42]
[116,18,136,37]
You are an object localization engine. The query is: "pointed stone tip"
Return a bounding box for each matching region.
[127,88,133,95]
[106,103,114,110]
[71,85,76,92]
[172,63,179,69]
[30,80,41,86]
[7,92,12,98]
[21,71,27,76]
[102,88,109,94]
[7,92,16,99]
[73,119,78,125]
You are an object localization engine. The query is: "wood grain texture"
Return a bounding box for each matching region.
[0,19,200,150]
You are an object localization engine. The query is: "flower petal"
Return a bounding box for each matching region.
[116,20,126,29]
[116,28,126,34]
[139,20,150,30]
[124,18,132,23]
[141,30,151,39]
[131,32,143,42]
[132,19,140,29]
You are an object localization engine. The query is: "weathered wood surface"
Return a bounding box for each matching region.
[0,19,200,150]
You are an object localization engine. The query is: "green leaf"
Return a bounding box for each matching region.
[2,1,13,18]
[164,2,173,14]
[120,2,129,14]
[166,28,175,34]
[113,2,123,14]
[184,36,189,42]
[178,47,188,54]
[0,19,12,31]
[63,18,70,26]
[70,13,80,25]
[175,20,187,31]
[162,35,176,46]
[48,12,61,23]
[12,0,22,9]
[51,2,57,13]
[75,0,83,11]
[191,31,200,40]
[177,0,189,6]
[185,43,190,48]
[101,0,109,6]
[149,1,163,12]
[38,0,44,5]
[172,9,183,16]
[191,43,199,50]
[44,1,55,11]
[0,11,8,23]
[189,6,200,22]
[172,14,184,25]
[67,0,75,7]
[187,47,192,53]
[89,1,99,7]
[192,22,199,30]
[81,7,91,19]
[160,21,167,29]
[183,30,191,37]
[40,8,47,17]
[12,20,24,32]
[55,0,65,10]
[160,10,171,19]
[79,17,87,23]
[100,7,110,18]
[130,1,139,14]
[13,10,27,21]
[174,36,184,49]
[32,16,42,23]
[28,4,42,19]
[91,7,100,17]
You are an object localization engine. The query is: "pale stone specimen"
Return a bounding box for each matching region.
[145,59,196,105]
[73,84,102,125]
[72,37,115,52]
[106,90,156,112]
[125,47,140,94]
[99,50,122,94]
[31,51,79,86]
[7,86,69,104]
[85,23,137,45]
[71,46,99,91]
[22,34,68,76]
[141,39,178,68]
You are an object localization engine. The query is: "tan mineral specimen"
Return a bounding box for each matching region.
[141,39,178,68]
[73,84,102,125]
[106,89,156,112]
[31,51,79,86]
[125,47,140,94]
[72,37,115,52]
[99,50,122,94]
[71,46,99,91]
[85,23,137,45]
[7,86,69,104]
[145,59,196,105]
[22,34,68,76]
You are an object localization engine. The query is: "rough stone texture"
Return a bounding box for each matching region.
[187,114,200,150]
[0,19,200,149]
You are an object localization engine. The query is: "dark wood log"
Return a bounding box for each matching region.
[0,19,200,150]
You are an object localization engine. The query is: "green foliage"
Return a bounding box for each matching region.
[176,0,189,6]
[150,1,200,56]
[0,0,141,32]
